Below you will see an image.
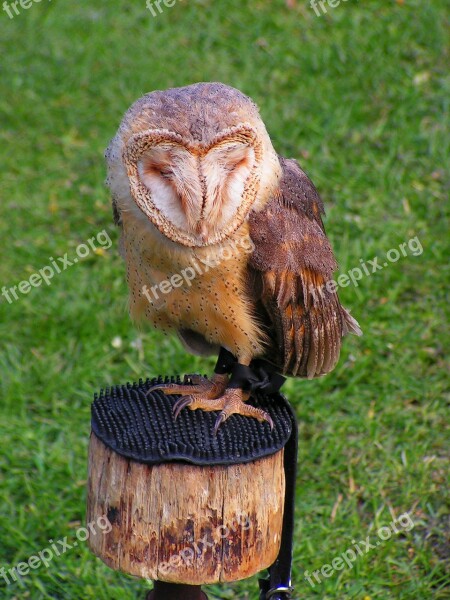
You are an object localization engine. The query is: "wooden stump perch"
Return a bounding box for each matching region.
[86,380,297,597]
[87,432,285,584]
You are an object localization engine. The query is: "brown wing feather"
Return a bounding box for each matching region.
[248,157,361,378]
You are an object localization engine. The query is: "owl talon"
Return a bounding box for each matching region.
[262,412,274,430]
[213,412,228,435]
[145,382,185,397]
[146,372,228,399]
[171,386,274,433]
[173,395,195,420]
[213,402,274,434]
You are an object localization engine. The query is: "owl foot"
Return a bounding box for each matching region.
[146,372,228,399]
[173,387,274,434]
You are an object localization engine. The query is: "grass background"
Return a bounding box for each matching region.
[0,0,448,598]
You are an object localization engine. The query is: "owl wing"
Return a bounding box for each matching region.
[248,157,361,378]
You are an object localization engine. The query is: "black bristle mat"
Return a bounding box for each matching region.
[91,376,295,466]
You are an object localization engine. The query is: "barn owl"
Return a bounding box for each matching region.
[106,82,361,433]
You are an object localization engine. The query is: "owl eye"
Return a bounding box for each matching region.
[228,157,249,172]
[219,143,252,174]
[140,160,172,181]
[139,145,176,181]
[158,168,172,179]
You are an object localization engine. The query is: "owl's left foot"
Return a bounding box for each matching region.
[146,372,228,399]
[173,387,274,434]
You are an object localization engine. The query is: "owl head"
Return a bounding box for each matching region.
[106,82,281,247]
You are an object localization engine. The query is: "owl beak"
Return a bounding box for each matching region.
[196,221,208,243]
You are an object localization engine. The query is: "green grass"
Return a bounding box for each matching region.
[0,0,448,598]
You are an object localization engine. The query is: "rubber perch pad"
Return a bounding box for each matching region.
[91,376,295,466]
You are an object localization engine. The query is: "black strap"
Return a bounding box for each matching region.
[215,350,296,598]
[228,360,286,394]
[259,399,298,600]
[213,347,237,375]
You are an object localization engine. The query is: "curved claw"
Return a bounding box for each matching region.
[263,412,274,430]
[173,395,194,420]
[145,383,172,397]
[146,379,210,398]
[213,411,228,435]
[145,383,163,396]
[213,408,274,435]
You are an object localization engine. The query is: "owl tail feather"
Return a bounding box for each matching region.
[342,308,363,337]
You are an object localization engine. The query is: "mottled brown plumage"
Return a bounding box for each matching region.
[106,82,361,431]
[248,156,360,378]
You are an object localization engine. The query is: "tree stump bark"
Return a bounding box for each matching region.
[87,432,285,585]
